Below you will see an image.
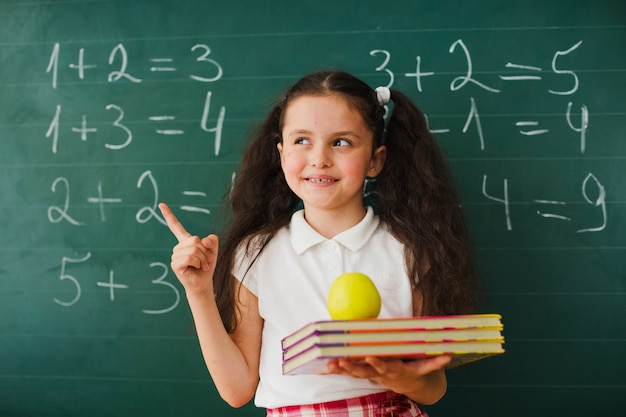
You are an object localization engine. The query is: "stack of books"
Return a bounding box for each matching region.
[282,314,504,375]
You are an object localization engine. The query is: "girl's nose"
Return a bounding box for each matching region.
[310,145,332,168]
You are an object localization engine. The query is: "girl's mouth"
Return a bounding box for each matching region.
[306,178,337,183]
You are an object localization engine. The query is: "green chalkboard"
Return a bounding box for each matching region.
[1,1,625,416]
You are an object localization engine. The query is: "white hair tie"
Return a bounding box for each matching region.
[375,86,391,106]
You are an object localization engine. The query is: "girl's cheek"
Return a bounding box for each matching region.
[282,153,305,173]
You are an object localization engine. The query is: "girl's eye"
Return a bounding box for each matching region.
[295,137,311,145]
[334,138,351,147]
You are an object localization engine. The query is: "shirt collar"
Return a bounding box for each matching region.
[290,207,380,254]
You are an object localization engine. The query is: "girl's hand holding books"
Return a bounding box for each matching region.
[326,355,451,404]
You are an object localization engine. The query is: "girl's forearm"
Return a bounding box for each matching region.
[185,290,260,407]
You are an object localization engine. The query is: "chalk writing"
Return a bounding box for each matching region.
[566,102,590,154]
[370,49,394,88]
[369,39,583,95]
[484,172,607,232]
[108,43,141,83]
[69,47,97,79]
[516,121,549,136]
[44,92,225,155]
[97,270,130,301]
[52,253,180,314]
[105,104,133,150]
[38,34,610,324]
[462,97,485,150]
[142,262,181,315]
[482,175,512,231]
[577,173,607,233]
[87,182,123,222]
[189,44,223,82]
[45,105,61,154]
[46,42,224,88]
[45,42,60,89]
[548,41,583,96]
[47,170,211,226]
[136,170,167,226]
[200,91,226,156]
[449,39,501,93]
[368,39,589,153]
[499,63,542,81]
[53,252,92,307]
[405,55,434,92]
[48,177,84,226]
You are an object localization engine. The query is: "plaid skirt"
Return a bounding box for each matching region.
[266,391,428,417]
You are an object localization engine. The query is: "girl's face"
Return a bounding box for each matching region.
[278,94,386,219]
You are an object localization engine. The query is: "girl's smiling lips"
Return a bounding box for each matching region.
[304,175,338,184]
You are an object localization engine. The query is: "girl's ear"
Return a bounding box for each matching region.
[277,142,284,162]
[368,145,387,177]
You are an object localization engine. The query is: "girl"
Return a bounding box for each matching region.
[159,70,476,416]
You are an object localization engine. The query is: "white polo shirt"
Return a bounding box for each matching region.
[233,207,414,408]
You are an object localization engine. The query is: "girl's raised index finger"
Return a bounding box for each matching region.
[158,203,191,243]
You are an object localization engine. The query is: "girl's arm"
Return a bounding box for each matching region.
[159,203,263,408]
[184,280,262,407]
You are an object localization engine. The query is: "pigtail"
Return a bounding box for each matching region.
[376,90,477,316]
[213,103,299,331]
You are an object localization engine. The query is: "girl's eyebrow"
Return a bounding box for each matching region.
[334,130,362,139]
[285,128,362,139]
[285,128,313,137]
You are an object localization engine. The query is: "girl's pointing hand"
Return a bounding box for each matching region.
[159,202,219,296]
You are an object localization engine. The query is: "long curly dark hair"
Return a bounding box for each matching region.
[213,70,477,332]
